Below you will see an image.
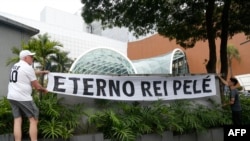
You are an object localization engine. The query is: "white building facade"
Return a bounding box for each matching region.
[0,7,128,59]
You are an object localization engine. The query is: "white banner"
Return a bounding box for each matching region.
[47,73,217,101]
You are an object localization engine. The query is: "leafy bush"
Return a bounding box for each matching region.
[0,97,13,134]
[34,93,86,140]
[88,99,233,141]
[1,93,250,141]
[222,93,250,125]
[240,95,250,125]
[168,99,231,134]
[0,93,86,140]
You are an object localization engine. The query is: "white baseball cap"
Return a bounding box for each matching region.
[19,50,36,59]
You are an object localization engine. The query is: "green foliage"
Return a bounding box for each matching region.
[33,93,86,140]
[5,46,23,66]
[240,95,250,125]
[6,33,63,68]
[227,44,241,76]
[6,33,74,101]
[88,109,137,141]
[1,94,250,141]
[48,51,73,73]
[5,33,73,91]
[40,118,65,139]
[3,32,81,139]
[88,99,235,140]
[81,0,250,75]
[0,97,13,134]
[81,0,250,44]
[0,93,86,140]
[25,33,63,71]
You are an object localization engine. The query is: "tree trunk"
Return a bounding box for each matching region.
[228,59,233,77]
[219,0,231,103]
[220,0,231,79]
[205,0,217,73]
[39,60,46,99]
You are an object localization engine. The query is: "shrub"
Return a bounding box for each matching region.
[34,93,86,140]
[240,95,250,125]
[0,93,86,140]
[88,99,233,140]
[0,97,13,134]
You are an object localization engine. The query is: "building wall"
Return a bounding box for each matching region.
[0,8,128,59]
[0,25,32,97]
[128,33,250,77]
[0,8,128,104]
[40,7,87,32]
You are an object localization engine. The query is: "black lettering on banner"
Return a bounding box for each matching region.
[141,81,152,97]
[202,78,212,93]
[193,80,201,94]
[163,81,168,96]
[224,125,250,141]
[109,80,120,97]
[68,77,80,94]
[173,80,182,95]
[83,78,94,96]
[53,76,66,92]
[183,80,192,94]
[123,81,134,97]
[153,81,162,96]
[95,78,107,96]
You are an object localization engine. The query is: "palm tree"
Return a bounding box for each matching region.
[24,33,63,71]
[6,33,63,70]
[6,42,28,66]
[22,33,63,89]
[48,51,74,73]
[6,33,64,99]
[227,44,241,77]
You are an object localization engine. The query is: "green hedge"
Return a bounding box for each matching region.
[1,93,250,141]
[0,93,86,140]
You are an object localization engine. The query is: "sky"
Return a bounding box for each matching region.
[0,0,83,20]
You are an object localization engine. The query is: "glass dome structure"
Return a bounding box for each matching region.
[70,48,189,75]
[69,47,136,75]
[132,48,189,75]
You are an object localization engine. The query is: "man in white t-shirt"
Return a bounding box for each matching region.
[7,50,48,141]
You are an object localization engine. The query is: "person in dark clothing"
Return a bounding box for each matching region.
[218,75,242,125]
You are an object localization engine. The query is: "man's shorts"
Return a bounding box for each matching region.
[8,100,39,119]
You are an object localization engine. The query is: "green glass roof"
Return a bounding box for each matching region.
[132,49,188,75]
[69,47,136,75]
[70,48,189,75]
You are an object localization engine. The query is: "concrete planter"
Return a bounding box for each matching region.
[70,133,104,141]
[0,133,103,141]
[135,128,223,141]
[136,131,174,141]
[0,128,223,141]
[0,134,14,141]
[23,138,63,141]
[174,128,224,141]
